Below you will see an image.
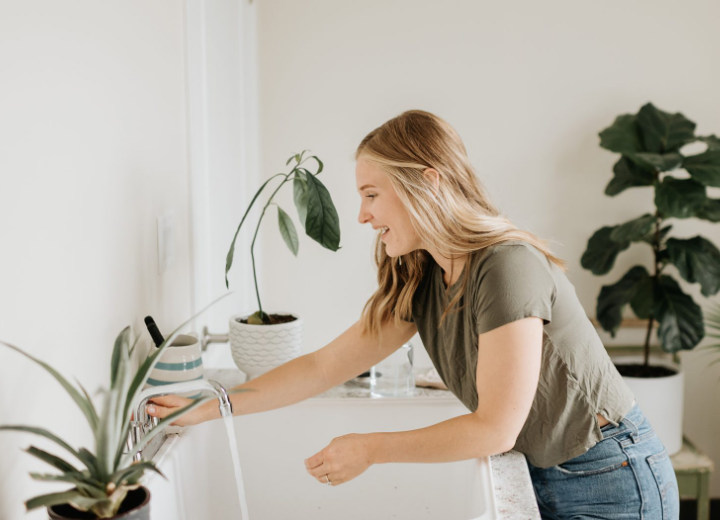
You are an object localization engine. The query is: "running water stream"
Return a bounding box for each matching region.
[221,409,251,520]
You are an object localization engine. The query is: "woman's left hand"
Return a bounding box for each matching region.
[304,433,375,486]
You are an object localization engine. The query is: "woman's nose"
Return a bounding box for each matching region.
[357,205,371,224]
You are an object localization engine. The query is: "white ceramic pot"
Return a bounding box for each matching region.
[146,333,204,395]
[228,313,303,380]
[613,355,684,455]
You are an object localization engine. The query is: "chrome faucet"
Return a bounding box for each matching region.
[126,379,233,462]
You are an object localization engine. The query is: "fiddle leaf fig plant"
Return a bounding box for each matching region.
[581,102,720,370]
[225,150,341,324]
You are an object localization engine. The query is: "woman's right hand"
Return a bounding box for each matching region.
[146,394,215,426]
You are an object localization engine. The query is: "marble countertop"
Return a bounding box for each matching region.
[205,368,540,519]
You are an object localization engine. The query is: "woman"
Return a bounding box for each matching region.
[148,110,680,519]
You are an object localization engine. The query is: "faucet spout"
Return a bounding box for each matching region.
[127,378,233,462]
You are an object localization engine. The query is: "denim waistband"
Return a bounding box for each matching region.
[600,403,649,442]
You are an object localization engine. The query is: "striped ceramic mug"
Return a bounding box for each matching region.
[147,333,203,393]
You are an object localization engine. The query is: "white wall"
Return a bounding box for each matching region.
[0,2,194,518]
[255,0,720,496]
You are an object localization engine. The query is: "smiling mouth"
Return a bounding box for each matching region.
[379,226,389,237]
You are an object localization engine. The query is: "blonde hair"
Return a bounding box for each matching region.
[358,110,565,337]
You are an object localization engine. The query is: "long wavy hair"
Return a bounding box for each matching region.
[358,110,565,337]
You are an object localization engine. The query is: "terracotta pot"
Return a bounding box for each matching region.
[47,487,150,520]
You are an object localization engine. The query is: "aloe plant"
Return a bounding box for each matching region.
[0,297,231,518]
[225,150,341,324]
[581,102,720,370]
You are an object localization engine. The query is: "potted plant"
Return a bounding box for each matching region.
[0,306,224,519]
[581,102,720,453]
[224,150,341,379]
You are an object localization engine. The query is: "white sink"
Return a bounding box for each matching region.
[148,396,497,519]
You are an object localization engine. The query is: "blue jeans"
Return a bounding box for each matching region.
[526,405,679,519]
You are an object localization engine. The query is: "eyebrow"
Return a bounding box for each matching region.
[358,184,377,192]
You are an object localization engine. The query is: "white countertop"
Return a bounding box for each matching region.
[205,368,540,519]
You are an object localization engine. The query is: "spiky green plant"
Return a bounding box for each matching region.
[0,297,233,518]
[225,150,341,324]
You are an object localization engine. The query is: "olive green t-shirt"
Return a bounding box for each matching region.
[411,241,634,468]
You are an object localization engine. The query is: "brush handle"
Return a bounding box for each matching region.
[144,316,165,347]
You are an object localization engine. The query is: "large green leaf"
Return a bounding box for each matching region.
[303,171,341,251]
[599,114,640,154]
[636,103,696,153]
[628,152,682,172]
[696,198,720,222]
[666,237,720,296]
[654,275,704,352]
[596,266,651,335]
[684,149,720,187]
[629,275,654,320]
[580,226,630,275]
[654,177,706,218]
[605,157,655,196]
[609,214,655,243]
[277,206,299,256]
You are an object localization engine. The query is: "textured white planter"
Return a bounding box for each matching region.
[613,355,684,455]
[228,313,303,379]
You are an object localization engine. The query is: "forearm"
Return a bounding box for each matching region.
[368,413,515,464]
[230,351,331,415]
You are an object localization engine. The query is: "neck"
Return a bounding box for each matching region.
[430,251,468,287]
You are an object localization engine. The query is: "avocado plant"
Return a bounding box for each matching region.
[225,151,341,325]
[581,102,720,376]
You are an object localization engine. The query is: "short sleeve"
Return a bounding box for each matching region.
[472,244,556,335]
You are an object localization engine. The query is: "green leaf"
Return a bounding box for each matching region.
[596,266,651,335]
[110,327,131,388]
[225,173,285,288]
[684,149,720,187]
[303,172,341,251]
[697,135,720,151]
[311,155,324,174]
[609,214,655,243]
[654,177,706,218]
[112,461,164,486]
[640,224,672,246]
[25,490,86,511]
[629,275,654,320]
[636,103,696,153]
[628,152,682,172]
[293,170,309,226]
[0,341,99,433]
[29,472,105,497]
[580,226,630,275]
[696,198,720,222]
[26,446,79,474]
[277,206,299,256]
[654,275,704,352]
[599,114,641,155]
[605,157,655,196]
[0,425,81,464]
[666,237,720,296]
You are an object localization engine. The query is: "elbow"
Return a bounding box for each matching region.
[470,414,519,456]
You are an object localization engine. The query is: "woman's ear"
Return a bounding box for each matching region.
[423,168,440,193]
